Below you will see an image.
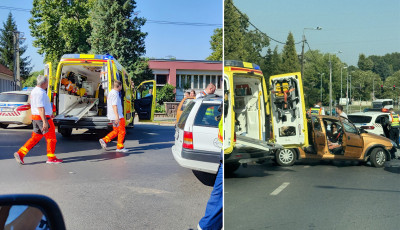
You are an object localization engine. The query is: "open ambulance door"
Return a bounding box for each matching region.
[223,75,234,154]
[134,80,156,122]
[45,62,53,98]
[269,72,309,148]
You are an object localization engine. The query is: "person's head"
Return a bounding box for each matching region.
[184,91,190,98]
[114,80,122,91]
[205,83,216,94]
[36,75,48,89]
[332,123,337,131]
[148,89,153,95]
[316,101,322,107]
[335,105,343,114]
[190,90,196,97]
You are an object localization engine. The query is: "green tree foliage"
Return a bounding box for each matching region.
[357,54,373,71]
[131,58,153,85]
[157,84,175,105]
[280,32,300,73]
[0,12,32,80]
[89,0,147,78]
[262,46,282,80]
[206,28,222,61]
[224,0,248,61]
[382,70,400,100]
[29,0,92,64]
[22,70,44,87]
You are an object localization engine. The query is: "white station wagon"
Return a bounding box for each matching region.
[0,90,32,128]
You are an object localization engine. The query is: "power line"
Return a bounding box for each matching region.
[305,40,319,63]
[0,5,221,27]
[230,2,302,45]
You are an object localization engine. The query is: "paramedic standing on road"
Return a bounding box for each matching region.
[14,75,63,164]
[309,101,325,115]
[388,108,400,148]
[99,80,128,152]
[196,83,216,99]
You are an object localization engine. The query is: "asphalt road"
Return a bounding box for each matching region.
[225,160,400,230]
[0,123,212,229]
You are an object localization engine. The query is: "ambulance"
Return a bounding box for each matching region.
[223,60,308,173]
[45,54,156,137]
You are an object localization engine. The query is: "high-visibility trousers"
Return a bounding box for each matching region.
[18,115,57,159]
[102,118,126,149]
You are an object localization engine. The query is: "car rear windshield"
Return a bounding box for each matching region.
[347,115,372,123]
[193,103,222,127]
[0,93,28,102]
[177,101,195,129]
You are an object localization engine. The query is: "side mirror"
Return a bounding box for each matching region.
[0,194,66,230]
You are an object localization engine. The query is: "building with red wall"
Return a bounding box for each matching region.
[148,59,222,101]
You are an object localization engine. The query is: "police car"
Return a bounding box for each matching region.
[0,90,32,128]
[171,95,222,184]
[347,111,390,137]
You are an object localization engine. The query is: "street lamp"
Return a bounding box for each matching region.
[301,27,322,77]
[319,73,325,102]
[341,65,347,101]
[329,51,342,115]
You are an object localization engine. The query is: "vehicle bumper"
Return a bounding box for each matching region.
[0,113,31,125]
[224,147,276,164]
[54,117,112,130]
[171,145,219,174]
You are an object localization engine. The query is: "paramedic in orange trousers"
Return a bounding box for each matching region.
[14,75,63,164]
[99,80,128,152]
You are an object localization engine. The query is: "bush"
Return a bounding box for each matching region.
[157,83,175,104]
[155,104,166,113]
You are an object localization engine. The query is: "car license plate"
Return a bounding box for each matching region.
[1,108,13,112]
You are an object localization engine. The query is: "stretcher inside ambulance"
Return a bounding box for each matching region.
[224,60,308,172]
[46,54,156,137]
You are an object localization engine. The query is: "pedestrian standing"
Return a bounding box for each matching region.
[196,83,216,99]
[335,105,347,119]
[190,90,196,97]
[14,75,63,164]
[309,101,325,116]
[99,80,128,152]
[388,108,400,148]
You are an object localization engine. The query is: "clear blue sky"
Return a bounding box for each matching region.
[234,0,400,67]
[0,0,222,71]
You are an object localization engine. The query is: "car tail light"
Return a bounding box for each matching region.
[182,131,193,149]
[234,132,236,142]
[16,104,31,111]
[361,125,375,130]
[382,108,389,113]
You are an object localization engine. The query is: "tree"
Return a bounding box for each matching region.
[224,0,248,60]
[357,54,373,71]
[206,28,222,61]
[280,32,300,73]
[131,57,153,85]
[89,0,147,79]
[22,70,44,87]
[29,0,92,64]
[157,84,175,105]
[0,12,32,80]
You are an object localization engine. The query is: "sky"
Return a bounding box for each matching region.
[234,0,400,67]
[0,0,222,71]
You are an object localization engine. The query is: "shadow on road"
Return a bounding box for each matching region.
[225,163,295,179]
[315,185,400,193]
[384,159,400,174]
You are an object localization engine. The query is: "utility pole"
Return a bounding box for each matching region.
[301,27,322,77]
[13,31,20,91]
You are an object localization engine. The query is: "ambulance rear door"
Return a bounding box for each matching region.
[269,72,308,148]
[134,80,156,122]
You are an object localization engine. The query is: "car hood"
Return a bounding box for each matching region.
[361,132,392,146]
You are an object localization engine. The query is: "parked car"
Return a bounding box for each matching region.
[171,95,222,185]
[175,96,195,122]
[274,115,396,167]
[0,90,32,128]
[348,112,390,137]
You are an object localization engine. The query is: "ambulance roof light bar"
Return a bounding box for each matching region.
[224,60,260,70]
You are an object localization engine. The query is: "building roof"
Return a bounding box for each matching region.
[0,63,13,76]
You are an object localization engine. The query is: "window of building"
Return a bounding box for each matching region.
[156,74,167,85]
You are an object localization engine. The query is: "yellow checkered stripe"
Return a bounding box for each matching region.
[47,153,55,158]
[104,136,111,143]
[117,144,124,148]
[19,147,29,156]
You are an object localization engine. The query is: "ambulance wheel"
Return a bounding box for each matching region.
[370,147,386,168]
[0,123,8,129]
[276,148,296,166]
[59,128,72,137]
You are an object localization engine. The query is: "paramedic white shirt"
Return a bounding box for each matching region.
[30,86,52,116]
[107,89,124,120]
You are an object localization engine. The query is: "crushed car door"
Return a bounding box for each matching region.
[341,118,363,158]
[134,80,156,122]
[269,72,308,148]
[312,116,326,156]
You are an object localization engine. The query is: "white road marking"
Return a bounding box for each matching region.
[304,165,310,168]
[270,182,290,196]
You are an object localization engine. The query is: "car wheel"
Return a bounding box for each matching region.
[276,148,296,166]
[370,147,386,168]
[59,128,72,137]
[225,163,240,175]
[0,123,8,129]
[192,170,216,187]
